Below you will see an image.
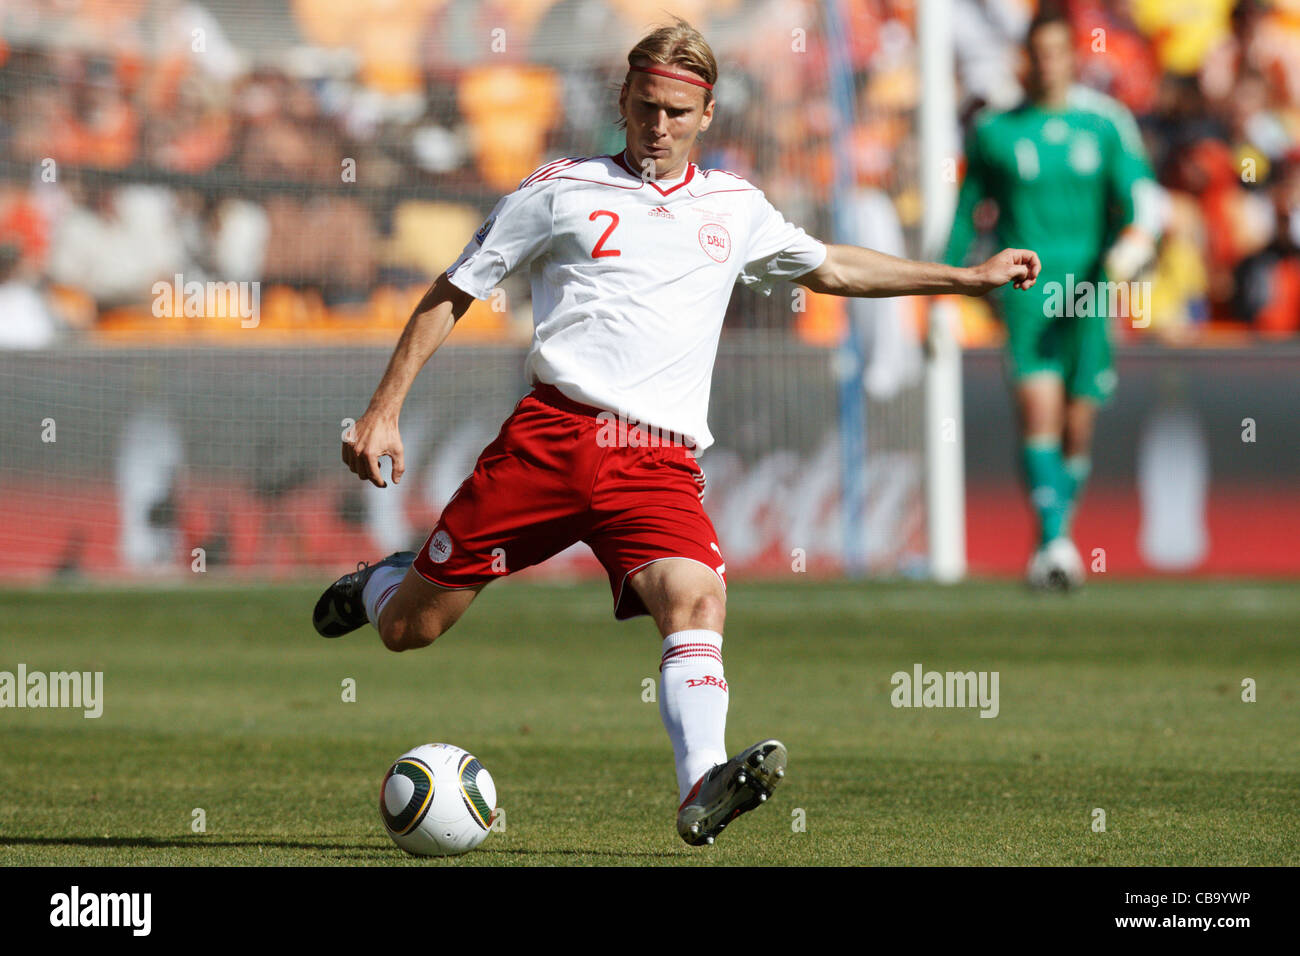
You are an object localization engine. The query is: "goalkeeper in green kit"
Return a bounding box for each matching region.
[943,7,1163,589]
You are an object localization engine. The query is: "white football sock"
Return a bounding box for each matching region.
[362,565,406,630]
[658,629,729,803]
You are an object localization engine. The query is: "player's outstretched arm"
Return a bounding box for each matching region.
[797,244,1041,298]
[343,273,475,488]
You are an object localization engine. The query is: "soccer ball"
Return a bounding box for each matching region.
[379,743,497,856]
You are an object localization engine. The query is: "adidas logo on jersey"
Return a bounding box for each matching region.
[648,205,675,219]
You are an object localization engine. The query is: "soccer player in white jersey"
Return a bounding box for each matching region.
[314,19,1040,846]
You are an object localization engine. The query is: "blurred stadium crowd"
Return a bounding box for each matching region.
[0,0,1298,348]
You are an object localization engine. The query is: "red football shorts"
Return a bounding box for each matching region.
[413,384,726,619]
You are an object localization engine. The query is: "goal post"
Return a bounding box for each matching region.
[919,0,967,582]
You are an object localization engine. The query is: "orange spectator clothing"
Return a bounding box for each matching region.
[0,194,49,266]
[1256,259,1300,335]
[52,102,140,169]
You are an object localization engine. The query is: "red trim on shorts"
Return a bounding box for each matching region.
[410,562,482,591]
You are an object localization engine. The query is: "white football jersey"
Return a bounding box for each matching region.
[446,152,827,451]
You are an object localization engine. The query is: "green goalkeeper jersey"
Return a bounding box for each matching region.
[943,84,1158,277]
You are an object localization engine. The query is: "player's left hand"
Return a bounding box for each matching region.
[969,248,1041,294]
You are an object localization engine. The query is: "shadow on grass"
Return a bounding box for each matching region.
[475,846,683,860]
[1,836,685,860]
[0,836,376,851]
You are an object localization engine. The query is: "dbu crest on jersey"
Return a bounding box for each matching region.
[698,223,731,263]
[429,529,453,563]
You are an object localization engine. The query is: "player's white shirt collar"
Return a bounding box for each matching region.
[523,153,753,199]
[611,149,697,196]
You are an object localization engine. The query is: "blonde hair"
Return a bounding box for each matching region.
[620,17,718,122]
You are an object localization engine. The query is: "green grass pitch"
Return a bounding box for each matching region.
[1,579,1297,866]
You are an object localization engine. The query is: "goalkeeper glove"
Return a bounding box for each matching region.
[1104,227,1156,283]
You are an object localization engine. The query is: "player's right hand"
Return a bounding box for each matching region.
[343,410,404,488]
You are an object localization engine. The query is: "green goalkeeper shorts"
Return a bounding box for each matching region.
[998,272,1117,404]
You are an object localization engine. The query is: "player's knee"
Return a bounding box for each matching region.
[1063,436,1090,459]
[680,590,725,633]
[1063,422,1094,458]
[379,611,442,653]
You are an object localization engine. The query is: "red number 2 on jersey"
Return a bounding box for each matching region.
[588,210,622,259]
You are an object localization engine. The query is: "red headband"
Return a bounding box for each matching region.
[628,64,714,91]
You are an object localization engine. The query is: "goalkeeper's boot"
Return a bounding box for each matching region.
[312,551,416,637]
[1027,538,1084,592]
[1026,545,1055,591]
[1045,537,1085,591]
[677,739,787,846]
